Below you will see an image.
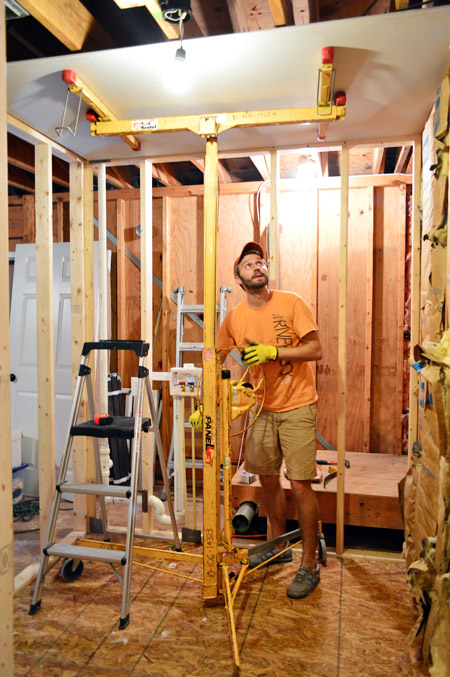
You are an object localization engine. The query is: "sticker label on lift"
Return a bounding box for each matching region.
[205,445,213,465]
[132,119,158,131]
[203,348,213,361]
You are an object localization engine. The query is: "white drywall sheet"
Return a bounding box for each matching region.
[7,7,450,160]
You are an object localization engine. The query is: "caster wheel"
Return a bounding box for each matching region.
[318,535,327,565]
[60,558,84,582]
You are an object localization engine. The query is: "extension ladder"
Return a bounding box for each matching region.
[29,340,180,629]
[164,285,231,491]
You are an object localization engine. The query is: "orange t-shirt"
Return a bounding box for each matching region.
[216,290,318,412]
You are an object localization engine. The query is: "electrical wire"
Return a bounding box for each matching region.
[13,497,39,523]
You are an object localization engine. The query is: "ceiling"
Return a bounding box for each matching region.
[5,0,450,194]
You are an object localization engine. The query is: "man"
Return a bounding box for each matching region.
[217,241,322,599]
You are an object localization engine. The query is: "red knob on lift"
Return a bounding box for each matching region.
[321,47,334,64]
[335,91,346,106]
[62,70,77,85]
[86,109,99,122]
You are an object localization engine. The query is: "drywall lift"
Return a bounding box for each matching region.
[61,49,346,671]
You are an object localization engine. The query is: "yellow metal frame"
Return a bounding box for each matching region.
[70,69,345,670]
[90,105,345,139]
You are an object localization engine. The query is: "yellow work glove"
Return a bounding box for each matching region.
[189,404,203,429]
[241,342,278,366]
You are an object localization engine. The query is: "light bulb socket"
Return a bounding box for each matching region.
[175,46,186,62]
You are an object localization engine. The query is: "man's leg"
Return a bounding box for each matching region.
[290,479,319,567]
[259,474,288,544]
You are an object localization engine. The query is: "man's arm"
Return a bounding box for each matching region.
[277,330,322,363]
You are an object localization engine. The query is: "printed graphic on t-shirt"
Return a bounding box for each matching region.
[272,313,294,383]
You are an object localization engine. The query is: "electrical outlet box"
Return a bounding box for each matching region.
[169,365,202,397]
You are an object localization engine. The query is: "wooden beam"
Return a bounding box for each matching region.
[152,163,182,186]
[19,0,116,51]
[217,160,233,184]
[395,186,406,454]
[7,164,34,192]
[191,159,205,174]
[269,0,294,25]
[228,0,249,31]
[373,147,386,174]
[250,154,270,180]
[269,150,280,287]
[140,160,154,534]
[22,194,35,243]
[107,165,136,190]
[122,0,203,40]
[292,0,319,24]
[408,140,421,460]
[0,5,14,672]
[8,134,70,188]
[363,187,374,453]
[35,143,56,552]
[394,145,411,174]
[189,158,232,183]
[336,144,349,557]
[69,161,89,530]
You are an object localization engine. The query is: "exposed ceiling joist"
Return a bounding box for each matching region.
[228,0,250,31]
[107,166,136,189]
[373,147,386,174]
[19,0,116,51]
[113,0,204,39]
[269,0,294,26]
[250,154,270,180]
[189,158,233,183]
[8,133,70,188]
[152,162,182,185]
[8,165,35,192]
[394,145,411,173]
[292,0,319,24]
[217,160,233,183]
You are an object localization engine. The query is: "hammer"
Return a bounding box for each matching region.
[317,459,350,469]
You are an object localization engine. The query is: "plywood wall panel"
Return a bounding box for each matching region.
[279,189,317,310]
[371,186,406,454]
[345,189,370,452]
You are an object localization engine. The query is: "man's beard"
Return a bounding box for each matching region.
[241,271,268,290]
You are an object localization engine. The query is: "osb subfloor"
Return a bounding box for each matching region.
[13,500,427,676]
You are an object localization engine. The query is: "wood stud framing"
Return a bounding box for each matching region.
[0,7,14,673]
[363,187,374,453]
[408,140,422,459]
[35,143,56,552]
[140,159,154,534]
[336,145,349,556]
[69,161,89,531]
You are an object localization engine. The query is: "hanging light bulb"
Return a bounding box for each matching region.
[159,1,191,60]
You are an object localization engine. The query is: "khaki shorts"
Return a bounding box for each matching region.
[243,403,317,481]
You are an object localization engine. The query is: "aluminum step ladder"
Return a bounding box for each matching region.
[29,340,180,630]
[163,286,231,495]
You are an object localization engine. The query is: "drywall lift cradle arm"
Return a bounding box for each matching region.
[68,52,346,671]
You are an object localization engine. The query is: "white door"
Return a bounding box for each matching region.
[10,242,109,496]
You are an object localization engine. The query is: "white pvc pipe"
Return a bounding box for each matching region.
[97,164,112,484]
[173,396,185,519]
[148,495,179,525]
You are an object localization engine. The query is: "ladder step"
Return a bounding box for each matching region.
[180,305,220,314]
[179,342,202,351]
[71,415,151,439]
[45,543,126,566]
[58,482,131,499]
